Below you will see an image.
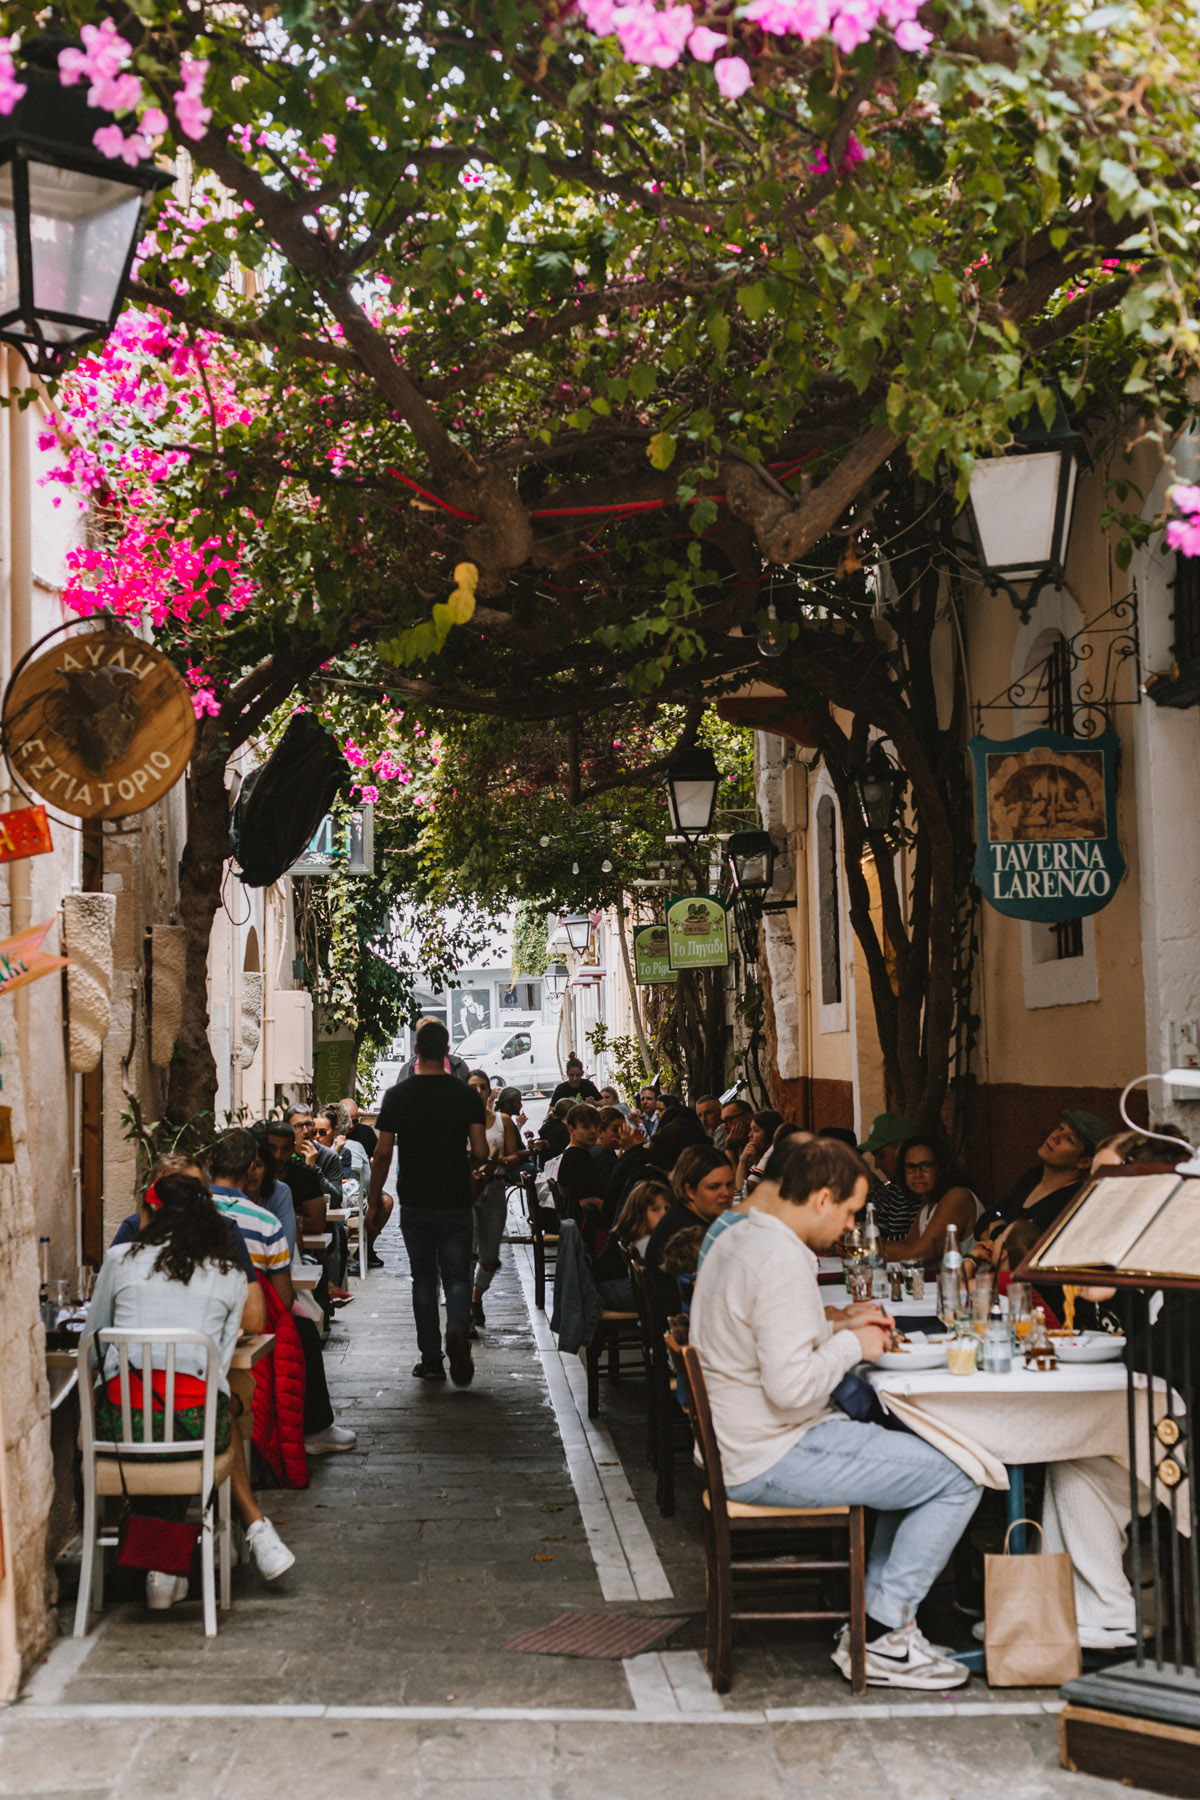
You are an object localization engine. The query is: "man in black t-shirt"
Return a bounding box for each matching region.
[370,1018,488,1386]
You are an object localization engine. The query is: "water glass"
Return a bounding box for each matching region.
[1008,1280,1032,1345]
[847,1267,871,1303]
[971,1269,994,1338]
[75,1264,95,1306]
[946,1330,978,1376]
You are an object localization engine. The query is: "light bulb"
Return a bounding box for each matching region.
[601,858,614,873]
[572,860,579,874]
[757,627,785,658]
[539,834,550,847]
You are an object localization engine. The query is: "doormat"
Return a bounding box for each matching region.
[502,1611,688,1659]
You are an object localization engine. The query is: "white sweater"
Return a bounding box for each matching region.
[689,1209,863,1487]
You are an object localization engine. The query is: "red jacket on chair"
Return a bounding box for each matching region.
[252,1276,309,1489]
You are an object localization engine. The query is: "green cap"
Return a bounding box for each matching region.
[858,1113,916,1156]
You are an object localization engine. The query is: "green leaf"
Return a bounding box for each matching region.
[737,282,768,322]
[628,363,656,401]
[647,431,676,471]
[706,309,731,356]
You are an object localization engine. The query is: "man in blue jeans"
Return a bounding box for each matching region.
[690,1135,981,1689]
[369,1018,489,1385]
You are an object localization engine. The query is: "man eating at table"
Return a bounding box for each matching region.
[690,1135,982,1690]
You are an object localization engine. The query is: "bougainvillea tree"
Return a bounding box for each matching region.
[17,0,1200,1122]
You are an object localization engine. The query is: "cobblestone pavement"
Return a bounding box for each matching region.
[1,1212,1161,1798]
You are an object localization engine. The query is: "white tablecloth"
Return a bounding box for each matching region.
[823,1282,938,1319]
[865,1363,1186,1521]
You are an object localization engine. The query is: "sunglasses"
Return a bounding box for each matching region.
[904,1159,938,1173]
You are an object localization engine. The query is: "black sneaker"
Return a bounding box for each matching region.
[445,1328,474,1387]
[368,1250,385,1269]
[412,1358,446,1381]
[471,1298,485,1326]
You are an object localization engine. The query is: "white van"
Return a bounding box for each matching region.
[456,1019,562,1095]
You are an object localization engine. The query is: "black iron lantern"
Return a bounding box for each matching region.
[963,396,1089,622]
[662,744,720,842]
[0,38,172,378]
[545,959,569,999]
[562,914,592,954]
[726,829,776,895]
[857,749,899,835]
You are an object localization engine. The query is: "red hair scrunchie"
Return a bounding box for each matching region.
[143,1180,164,1211]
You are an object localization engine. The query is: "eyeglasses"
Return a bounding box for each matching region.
[904,1160,938,1174]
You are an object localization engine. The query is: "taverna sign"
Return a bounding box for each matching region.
[967,728,1124,921]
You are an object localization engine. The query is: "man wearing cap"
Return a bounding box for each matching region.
[857,1113,919,1240]
[983,1109,1108,1244]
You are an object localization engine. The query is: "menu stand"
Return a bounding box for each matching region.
[1016,1166,1200,1792]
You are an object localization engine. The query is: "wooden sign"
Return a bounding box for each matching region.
[3,628,196,819]
[0,804,52,864]
[0,920,68,998]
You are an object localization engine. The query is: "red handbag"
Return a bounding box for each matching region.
[115,1511,200,1576]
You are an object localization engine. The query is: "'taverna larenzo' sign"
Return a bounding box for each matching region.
[967,728,1124,921]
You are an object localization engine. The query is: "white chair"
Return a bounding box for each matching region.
[75,1328,236,1639]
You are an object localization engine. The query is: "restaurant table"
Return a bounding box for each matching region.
[823,1282,941,1330]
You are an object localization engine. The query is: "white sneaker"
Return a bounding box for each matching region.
[145,1570,189,1610]
[303,1422,356,1455]
[1078,1624,1138,1651]
[833,1622,970,1689]
[245,1517,296,1581]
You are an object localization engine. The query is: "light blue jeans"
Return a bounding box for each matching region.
[726,1418,981,1630]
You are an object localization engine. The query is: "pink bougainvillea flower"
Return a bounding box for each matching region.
[0,37,26,115]
[356,783,381,805]
[1169,483,1200,516]
[1167,516,1200,557]
[174,57,211,141]
[614,3,696,67]
[894,18,933,49]
[578,0,619,30]
[688,24,726,59]
[714,54,752,97]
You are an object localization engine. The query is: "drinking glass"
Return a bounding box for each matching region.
[971,1269,994,1338]
[75,1264,95,1306]
[947,1326,978,1376]
[1008,1281,1033,1344]
[847,1267,871,1303]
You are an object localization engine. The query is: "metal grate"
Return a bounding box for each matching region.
[502,1611,687,1659]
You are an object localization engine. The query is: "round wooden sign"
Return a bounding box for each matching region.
[2,628,197,819]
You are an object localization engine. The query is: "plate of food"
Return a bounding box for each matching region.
[1051,1331,1126,1364]
[875,1332,952,1371]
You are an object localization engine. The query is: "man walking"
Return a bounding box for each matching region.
[369,1018,489,1386]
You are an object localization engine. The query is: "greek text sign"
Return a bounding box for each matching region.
[633,924,677,985]
[968,729,1124,921]
[3,627,196,819]
[665,895,729,971]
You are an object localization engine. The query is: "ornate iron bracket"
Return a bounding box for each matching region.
[973,590,1140,741]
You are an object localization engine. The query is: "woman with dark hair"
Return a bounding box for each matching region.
[884,1137,981,1263]
[644,1143,735,1275]
[734,1109,786,1194]
[87,1171,296,1609]
[247,1130,297,1256]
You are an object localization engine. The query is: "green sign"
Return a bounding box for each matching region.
[968,728,1124,921]
[665,895,729,971]
[633,924,677,985]
[314,1037,356,1104]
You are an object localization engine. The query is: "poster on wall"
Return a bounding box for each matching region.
[967,728,1124,921]
[451,988,491,1041]
[665,895,729,971]
[633,924,677,985]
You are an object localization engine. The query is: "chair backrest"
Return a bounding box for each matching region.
[670,1339,730,1516]
[78,1328,223,1482]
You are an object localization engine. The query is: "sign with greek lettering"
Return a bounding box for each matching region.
[665,895,729,971]
[968,729,1124,921]
[2,627,196,819]
[633,924,677,985]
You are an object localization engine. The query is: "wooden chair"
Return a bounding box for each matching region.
[75,1328,237,1640]
[630,1255,689,1516]
[585,1306,644,1418]
[666,1335,867,1695]
[508,1172,559,1310]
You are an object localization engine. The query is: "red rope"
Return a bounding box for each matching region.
[385,449,821,524]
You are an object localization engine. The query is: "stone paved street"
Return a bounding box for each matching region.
[1,1214,1161,1799]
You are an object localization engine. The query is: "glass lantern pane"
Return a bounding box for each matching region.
[25,160,143,332]
[739,849,770,886]
[667,777,716,833]
[0,193,18,321]
[968,449,1063,579]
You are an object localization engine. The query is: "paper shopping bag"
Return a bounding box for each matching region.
[984,1518,1081,1687]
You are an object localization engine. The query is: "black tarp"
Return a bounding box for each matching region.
[229,711,347,887]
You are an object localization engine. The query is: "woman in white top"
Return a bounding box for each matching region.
[87,1167,295,1608]
[883,1137,982,1263]
[467,1075,525,1326]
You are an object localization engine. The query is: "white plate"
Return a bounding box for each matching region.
[875,1339,951,1371]
[1051,1332,1126,1364]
